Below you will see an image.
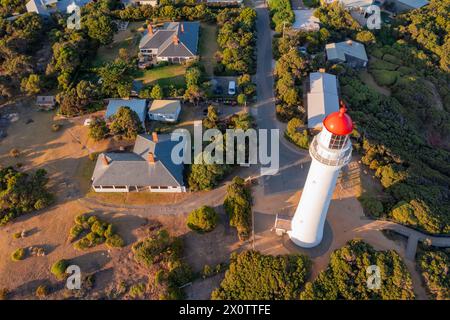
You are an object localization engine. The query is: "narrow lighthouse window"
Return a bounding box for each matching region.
[328,134,347,150]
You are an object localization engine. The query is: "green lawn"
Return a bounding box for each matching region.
[135,64,187,88]
[198,22,218,77]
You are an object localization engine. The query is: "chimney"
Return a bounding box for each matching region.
[148,152,155,164]
[152,132,158,143]
[173,34,179,45]
[180,23,184,33]
[347,40,353,46]
[319,68,325,73]
[147,22,153,35]
[102,154,109,166]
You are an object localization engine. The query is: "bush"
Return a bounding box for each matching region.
[285,118,309,149]
[51,123,62,132]
[358,194,384,217]
[51,259,69,280]
[300,240,415,300]
[9,148,20,158]
[212,250,310,299]
[187,206,218,233]
[383,54,402,65]
[69,224,84,240]
[11,248,25,261]
[106,234,125,248]
[370,59,398,71]
[128,283,146,299]
[224,177,252,241]
[417,250,449,300]
[35,285,48,298]
[371,70,399,86]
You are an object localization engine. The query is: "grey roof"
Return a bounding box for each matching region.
[139,22,199,58]
[326,40,368,63]
[332,0,374,8]
[92,134,185,187]
[397,0,429,9]
[292,10,320,30]
[26,0,49,16]
[307,72,340,129]
[105,99,147,127]
[149,100,181,116]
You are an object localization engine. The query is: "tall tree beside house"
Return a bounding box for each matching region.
[223,176,252,241]
[57,80,96,117]
[0,167,53,226]
[188,152,230,191]
[109,106,143,140]
[88,117,109,141]
[183,84,204,106]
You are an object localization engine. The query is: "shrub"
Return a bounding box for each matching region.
[9,148,20,158]
[285,118,309,149]
[370,59,398,71]
[11,248,25,261]
[224,177,252,241]
[417,250,449,300]
[212,250,310,299]
[300,240,415,300]
[106,234,125,248]
[128,283,146,299]
[75,214,89,226]
[35,285,48,298]
[69,224,85,240]
[51,259,69,280]
[358,194,384,217]
[51,123,62,132]
[383,54,402,65]
[187,206,218,233]
[371,70,399,86]
[201,264,213,279]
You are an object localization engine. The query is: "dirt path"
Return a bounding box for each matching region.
[359,70,391,96]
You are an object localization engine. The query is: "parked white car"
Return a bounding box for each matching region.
[228,81,236,95]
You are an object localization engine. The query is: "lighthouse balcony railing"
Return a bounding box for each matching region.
[309,138,352,167]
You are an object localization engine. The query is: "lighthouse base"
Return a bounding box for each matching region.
[287,231,322,248]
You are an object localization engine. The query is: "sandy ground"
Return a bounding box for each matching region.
[0,100,246,300]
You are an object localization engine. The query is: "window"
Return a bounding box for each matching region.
[328,134,347,150]
[102,186,114,189]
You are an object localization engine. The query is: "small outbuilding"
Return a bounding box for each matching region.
[148,100,181,123]
[36,96,56,110]
[326,40,368,68]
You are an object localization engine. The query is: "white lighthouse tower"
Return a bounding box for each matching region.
[289,105,353,248]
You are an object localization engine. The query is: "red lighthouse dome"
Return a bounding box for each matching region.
[323,104,353,136]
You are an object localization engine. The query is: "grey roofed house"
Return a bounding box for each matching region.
[392,0,429,12]
[323,0,374,10]
[307,71,340,130]
[26,0,50,16]
[139,22,200,61]
[91,134,186,192]
[326,40,368,68]
[105,99,148,127]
